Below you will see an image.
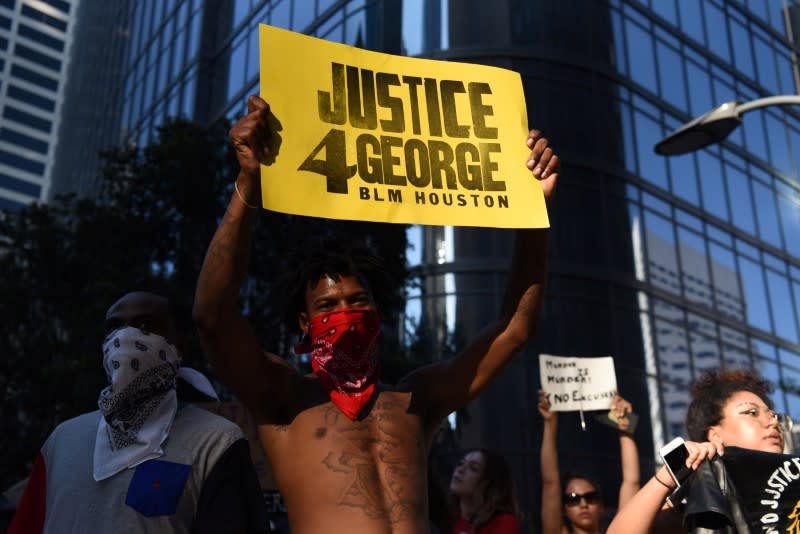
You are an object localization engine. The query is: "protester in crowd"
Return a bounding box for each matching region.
[9,291,267,534]
[449,448,520,534]
[607,368,784,534]
[192,94,560,533]
[539,391,641,534]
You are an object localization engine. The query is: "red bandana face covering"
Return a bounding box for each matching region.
[294,308,381,420]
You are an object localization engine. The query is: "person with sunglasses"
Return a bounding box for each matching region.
[607,368,785,534]
[538,391,641,534]
[449,448,520,534]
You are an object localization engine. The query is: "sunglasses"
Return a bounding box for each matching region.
[563,490,600,506]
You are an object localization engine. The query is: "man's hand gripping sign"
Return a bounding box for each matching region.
[257,24,549,229]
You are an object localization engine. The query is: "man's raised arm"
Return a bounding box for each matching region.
[409,129,559,423]
[193,95,295,418]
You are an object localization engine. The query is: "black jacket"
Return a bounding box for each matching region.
[677,447,800,533]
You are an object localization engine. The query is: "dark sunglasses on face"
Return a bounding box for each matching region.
[563,490,600,506]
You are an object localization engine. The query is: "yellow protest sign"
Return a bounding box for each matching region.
[259,24,548,229]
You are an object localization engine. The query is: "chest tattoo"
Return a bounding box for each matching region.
[320,403,422,523]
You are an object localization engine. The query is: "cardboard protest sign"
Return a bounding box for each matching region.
[258,24,548,228]
[538,354,617,412]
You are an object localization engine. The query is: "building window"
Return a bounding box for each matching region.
[0,148,45,175]
[3,106,52,133]
[766,270,799,343]
[625,18,657,94]
[697,151,729,222]
[40,0,69,14]
[724,163,755,235]
[0,127,48,154]
[21,4,68,32]
[752,180,783,249]
[10,64,59,91]
[0,196,26,210]
[14,43,62,72]
[7,85,56,112]
[0,172,41,196]
[17,24,65,52]
[738,255,772,334]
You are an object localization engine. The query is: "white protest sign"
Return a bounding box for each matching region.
[539,354,617,412]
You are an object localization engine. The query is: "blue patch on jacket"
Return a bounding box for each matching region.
[125,459,191,516]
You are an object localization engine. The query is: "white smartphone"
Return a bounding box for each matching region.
[659,436,693,487]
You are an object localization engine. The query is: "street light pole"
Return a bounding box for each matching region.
[654,95,800,156]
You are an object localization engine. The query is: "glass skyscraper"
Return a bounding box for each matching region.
[0,0,78,209]
[52,0,800,527]
[48,0,131,198]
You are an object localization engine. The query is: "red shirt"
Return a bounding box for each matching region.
[453,512,520,534]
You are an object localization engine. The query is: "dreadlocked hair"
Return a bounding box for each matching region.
[278,232,392,329]
[685,368,774,442]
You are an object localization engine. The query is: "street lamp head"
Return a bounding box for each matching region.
[654,101,743,156]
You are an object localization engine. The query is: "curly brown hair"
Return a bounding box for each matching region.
[685,368,774,442]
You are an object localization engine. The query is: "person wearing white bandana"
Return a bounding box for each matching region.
[10,291,267,534]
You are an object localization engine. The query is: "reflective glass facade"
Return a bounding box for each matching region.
[608,0,800,450]
[117,0,422,146]
[69,0,800,527]
[0,0,77,209]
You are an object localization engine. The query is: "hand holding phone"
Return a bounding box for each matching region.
[659,437,693,487]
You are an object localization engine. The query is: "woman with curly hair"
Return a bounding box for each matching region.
[607,368,784,534]
[449,448,520,534]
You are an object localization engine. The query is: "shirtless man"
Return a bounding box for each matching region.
[193,95,559,533]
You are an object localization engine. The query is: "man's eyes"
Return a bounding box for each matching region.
[315,298,369,309]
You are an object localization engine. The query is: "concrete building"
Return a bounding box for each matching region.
[0,0,79,209]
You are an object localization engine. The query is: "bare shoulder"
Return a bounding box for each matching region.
[246,355,311,424]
